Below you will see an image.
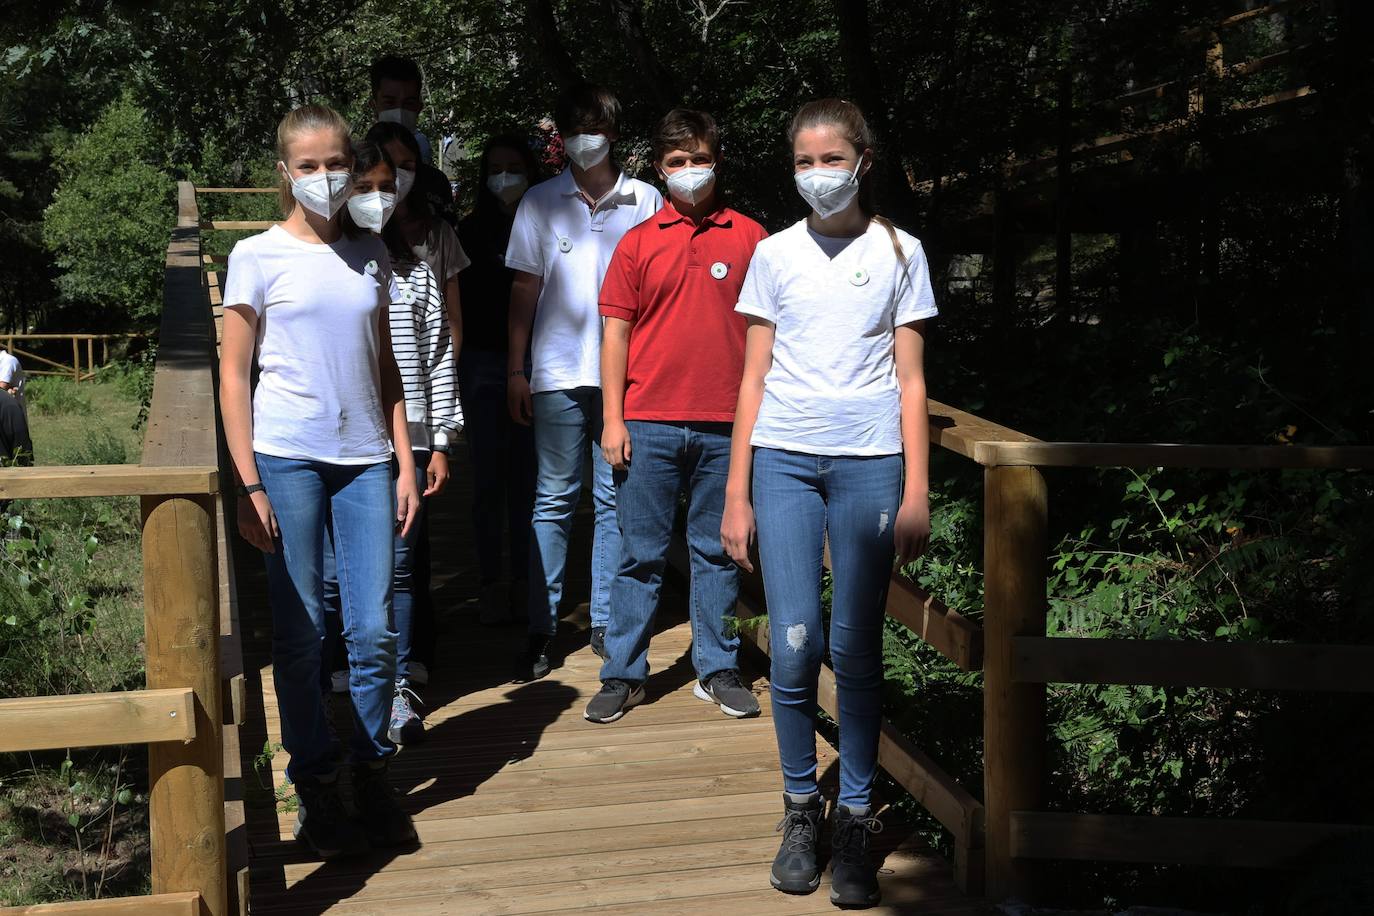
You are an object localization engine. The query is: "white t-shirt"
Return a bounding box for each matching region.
[0,349,26,413]
[223,225,400,465]
[735,219,938,457]
[505,169,662,394]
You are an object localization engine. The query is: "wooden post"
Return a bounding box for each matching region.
[102,337,109,364]
[72,337,81,383]
[142,493,226,916]
[87,338,95,377]
[982,465,1048,900]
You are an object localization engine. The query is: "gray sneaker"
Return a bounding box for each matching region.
[387,684,424,745]
[590,625,608,660]
[694,669,761,718]
[584,679,645,723]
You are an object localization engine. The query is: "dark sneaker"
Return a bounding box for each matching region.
[583,679,645,723]
[830,804,884,908]
[590,626,608,660]
[386,684,425,746]
[351,760,418,847]
[293,771,368,859]
[694,669,761,718]
[518,633,551,681]
[771,792,823,894]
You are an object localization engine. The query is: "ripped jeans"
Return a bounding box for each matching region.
[752,447,901,810]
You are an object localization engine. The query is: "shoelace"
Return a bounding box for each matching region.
[775,809,820,852]
[832,814,884,866]
[392,685,423,720]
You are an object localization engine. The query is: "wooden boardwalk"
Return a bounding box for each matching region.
[235,449,985,915]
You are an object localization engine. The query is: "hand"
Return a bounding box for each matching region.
[396,470,422,539]
[425,450,450,496]
[601,419,632,470]
[237,490,278,554]
[720,497,757,574]
[894,495,931,564]
[507,373,532,426]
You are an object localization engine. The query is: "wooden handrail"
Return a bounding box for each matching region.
[0,689,197,753]
[972,440,1374,469]
[0,465,218,499]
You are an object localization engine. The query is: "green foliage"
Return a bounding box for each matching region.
[41,92,173,328]
[23,377,93,417]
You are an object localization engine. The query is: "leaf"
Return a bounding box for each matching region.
[117,788,133,806]
[67,812,80,828]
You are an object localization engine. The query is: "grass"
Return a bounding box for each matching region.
[1,375,151,906]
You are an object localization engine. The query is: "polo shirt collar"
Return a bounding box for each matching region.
[655,201,734,229]
[559,167,639,211]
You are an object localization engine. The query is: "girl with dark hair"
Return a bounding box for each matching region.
[359,122,469,696]
[457,135,540,625]
[721,99,938,907]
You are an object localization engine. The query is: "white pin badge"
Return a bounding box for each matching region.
[849,267,870,286]
[402,288,417,305]
[710,261,729,280]
[558,237,573,253]
[364,259,379,276]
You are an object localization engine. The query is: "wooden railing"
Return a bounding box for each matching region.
[688,400,1374,900]
[0,182,245,915]
[0,333,143,383]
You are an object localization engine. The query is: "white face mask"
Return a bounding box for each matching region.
[346,190,398,232]
[395,168,416,201]
[281,163,353,218]
[378,108,419,131]
[487,171,529,204]
[563,133,610,170]
[794,159,864,219]
[663,165,716,206]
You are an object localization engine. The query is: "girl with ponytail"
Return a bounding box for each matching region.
[721,98,938,907]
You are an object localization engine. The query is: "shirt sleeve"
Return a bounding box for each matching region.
[598,231,641,323]
[222,241,266,314]
[894,237,939,325]
[504,194,544,276]
[436,221,471,280]
[0,354,16,385]
[734,245,778,323]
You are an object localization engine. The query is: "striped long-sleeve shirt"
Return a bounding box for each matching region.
[390,220,470,452]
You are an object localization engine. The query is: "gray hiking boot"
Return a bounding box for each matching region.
[771,792,823,894]
[351,759,418,847]
[830,804,884,907]
[293,770,368,859]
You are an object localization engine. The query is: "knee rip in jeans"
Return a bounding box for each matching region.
[784,622,808,652]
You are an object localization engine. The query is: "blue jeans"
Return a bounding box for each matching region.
[600,421,739,684]
[528,387,617,636]
[458,349,535,587]
[323,452,428,685]
[752,448,901,810]
[256,454,398,782]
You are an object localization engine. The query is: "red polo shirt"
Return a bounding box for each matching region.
[599,202,768,422]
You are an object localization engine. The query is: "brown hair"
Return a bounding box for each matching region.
[553,83,621,136]
[275,104,352,215]
[788,98,906,265]
[651,109,720,163]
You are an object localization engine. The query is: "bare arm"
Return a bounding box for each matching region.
[893,321,931,563]
[506,270,540,424]
[600,316,633,469]
[720,318,775,573]
[220,304,277,553]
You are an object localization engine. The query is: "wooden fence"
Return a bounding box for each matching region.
[0,182,245,915]
[678,400,1374,899]
[0,333,143,384]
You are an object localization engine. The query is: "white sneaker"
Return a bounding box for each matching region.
[329,670,348,694]
[409,661,430,686]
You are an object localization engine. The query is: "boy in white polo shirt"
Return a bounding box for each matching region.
[505,83,662,679]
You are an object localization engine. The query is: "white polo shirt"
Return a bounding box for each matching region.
[505,168,662,394]
[735,219,938,457]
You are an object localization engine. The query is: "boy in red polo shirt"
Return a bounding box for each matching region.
[585,109,768,724]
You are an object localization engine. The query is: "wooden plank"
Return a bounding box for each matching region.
[926,398,1039,463]
[1010,811,1374,868]
[885,575,983,671]
[1013,636,1374,692]
[974,440,1374,469]
[6,892,203,915]
[981,466,1048,899]
[0,688,195,753]
[0,464,218,499]
[196,187,275,194]
[203,220,275,231]
[143,490,227,916]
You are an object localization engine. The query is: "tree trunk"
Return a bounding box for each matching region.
[525,0,583,86]
[605,0,679,111]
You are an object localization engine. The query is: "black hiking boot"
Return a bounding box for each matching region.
[770,792,823,894]
[830,804,884,908]
[694,668,761,718]
[590,625,608,660]
[518,633,551,681]
[583,678,645,723]
[351,759,418,847]
[293,770,368,860]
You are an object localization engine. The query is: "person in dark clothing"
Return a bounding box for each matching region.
[457,135,540,624]
[0,390,33,467]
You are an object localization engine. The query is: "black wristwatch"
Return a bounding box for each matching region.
[236,483,266,497]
